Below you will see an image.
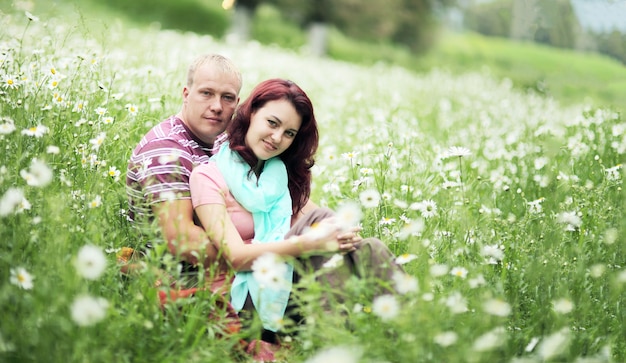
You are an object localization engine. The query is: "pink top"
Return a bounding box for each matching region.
[190,162,255,243]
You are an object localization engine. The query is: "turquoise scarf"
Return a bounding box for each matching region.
[213,141,293,332]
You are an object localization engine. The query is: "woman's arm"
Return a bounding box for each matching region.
[195,203,340,271]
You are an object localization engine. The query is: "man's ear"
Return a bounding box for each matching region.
[182,86,190,104]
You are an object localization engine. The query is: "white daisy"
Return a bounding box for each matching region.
[395,253,417,265]
[70,294,109,327]
[444,146,471,158]
[20,159,53,187]
[392,271,418,294]
[10,267,34,290]
[372,294,399,321]
[334,201,362,232]
[552,298,574,314]
[0,122,16,135]
[433,331,458,347]
[483,298,511,317]
[450,266,468,279]
[472,326,506,352]
[21,125,49,138]
[75,244,107,280]
[0,188,25,217]
[556,211,582,231]
[251,252,288,290]
[322,254,344,269]
[537,328,570,360]
[445,292,468,314]
[359,189,380,208]
[304,345,362,363]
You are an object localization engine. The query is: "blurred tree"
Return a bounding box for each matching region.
[393,0,439,53]
[534,0,576,49]
[269,0,453,55]
[464,0,512,37]
[510,0,538,40]
[597,30,626,64]
[228,0,262,42]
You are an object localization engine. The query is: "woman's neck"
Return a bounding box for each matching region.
[253,159,265,177]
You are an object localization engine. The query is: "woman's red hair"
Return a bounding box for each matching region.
[226,78,318,215]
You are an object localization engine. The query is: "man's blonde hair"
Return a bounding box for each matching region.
[186,54,242,91]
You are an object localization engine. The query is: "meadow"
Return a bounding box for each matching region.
[1,2,625,363]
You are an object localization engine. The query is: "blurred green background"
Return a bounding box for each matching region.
[38,0,626,112]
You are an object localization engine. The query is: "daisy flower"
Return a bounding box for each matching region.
[0,122,16,135]
[10,267,34,290]
[102,116,114,125]
[334,200,362,232]
[444,146,471,158]
[322,254,344,269]
[75,244,107,280]
[481,244,504,262]
[47,77,60,90]
[379,216,395,226]
[21,125,49,138]
[251,252,288,290]
[0,188,25,217]
[372,294,399,321]
[472,326,506,352]
[433,331,458,347]
[125,103,139,116]
[430,263,449,277]
[483,298,511,317]
[25,11,39,22]
[445,291,468,314]
[537,328,570,360]
[106,166,121,181]
[304,345,362,363]
[395,253,417,265]
[605,164,622,181]
[20,159,53,187]
[341,151,359,160]
[158,153,181,165]
[392,271,418,294]
[2,75,19,89]
[70,294,109,327]
[450,266,468,279]
[359,167,373,176]
[89,195,102,208]
[72,100,87,113]
[413,199,438,219]
[556,211,582,231]
[95,107,107,117]
[552,298,574,314]
[396,218,425,240]
[90,132,106,151]
[527,197,545,214]
[359,189,380,208]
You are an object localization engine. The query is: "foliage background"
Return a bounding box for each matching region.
[0,0,625,362]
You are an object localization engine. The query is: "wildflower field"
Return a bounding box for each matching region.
[1,2,625,363]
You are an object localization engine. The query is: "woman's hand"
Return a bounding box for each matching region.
[296,221,362,253]
[337,226,362,253]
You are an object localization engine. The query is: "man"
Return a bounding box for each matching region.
[126,54,242,277]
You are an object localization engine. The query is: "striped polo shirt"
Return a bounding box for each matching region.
[126,115,221,233]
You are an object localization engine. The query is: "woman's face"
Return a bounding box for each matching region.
[245,99,302,161]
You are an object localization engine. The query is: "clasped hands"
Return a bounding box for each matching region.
[298,218,362,253]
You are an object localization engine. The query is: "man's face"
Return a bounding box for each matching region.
[181,64,240,145]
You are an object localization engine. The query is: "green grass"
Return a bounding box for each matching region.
[419,31,626,112]
[1,2,625,363]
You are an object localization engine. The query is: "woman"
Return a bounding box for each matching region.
[190,78,401,348]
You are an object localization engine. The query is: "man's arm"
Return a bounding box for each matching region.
[153,199,218,267]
